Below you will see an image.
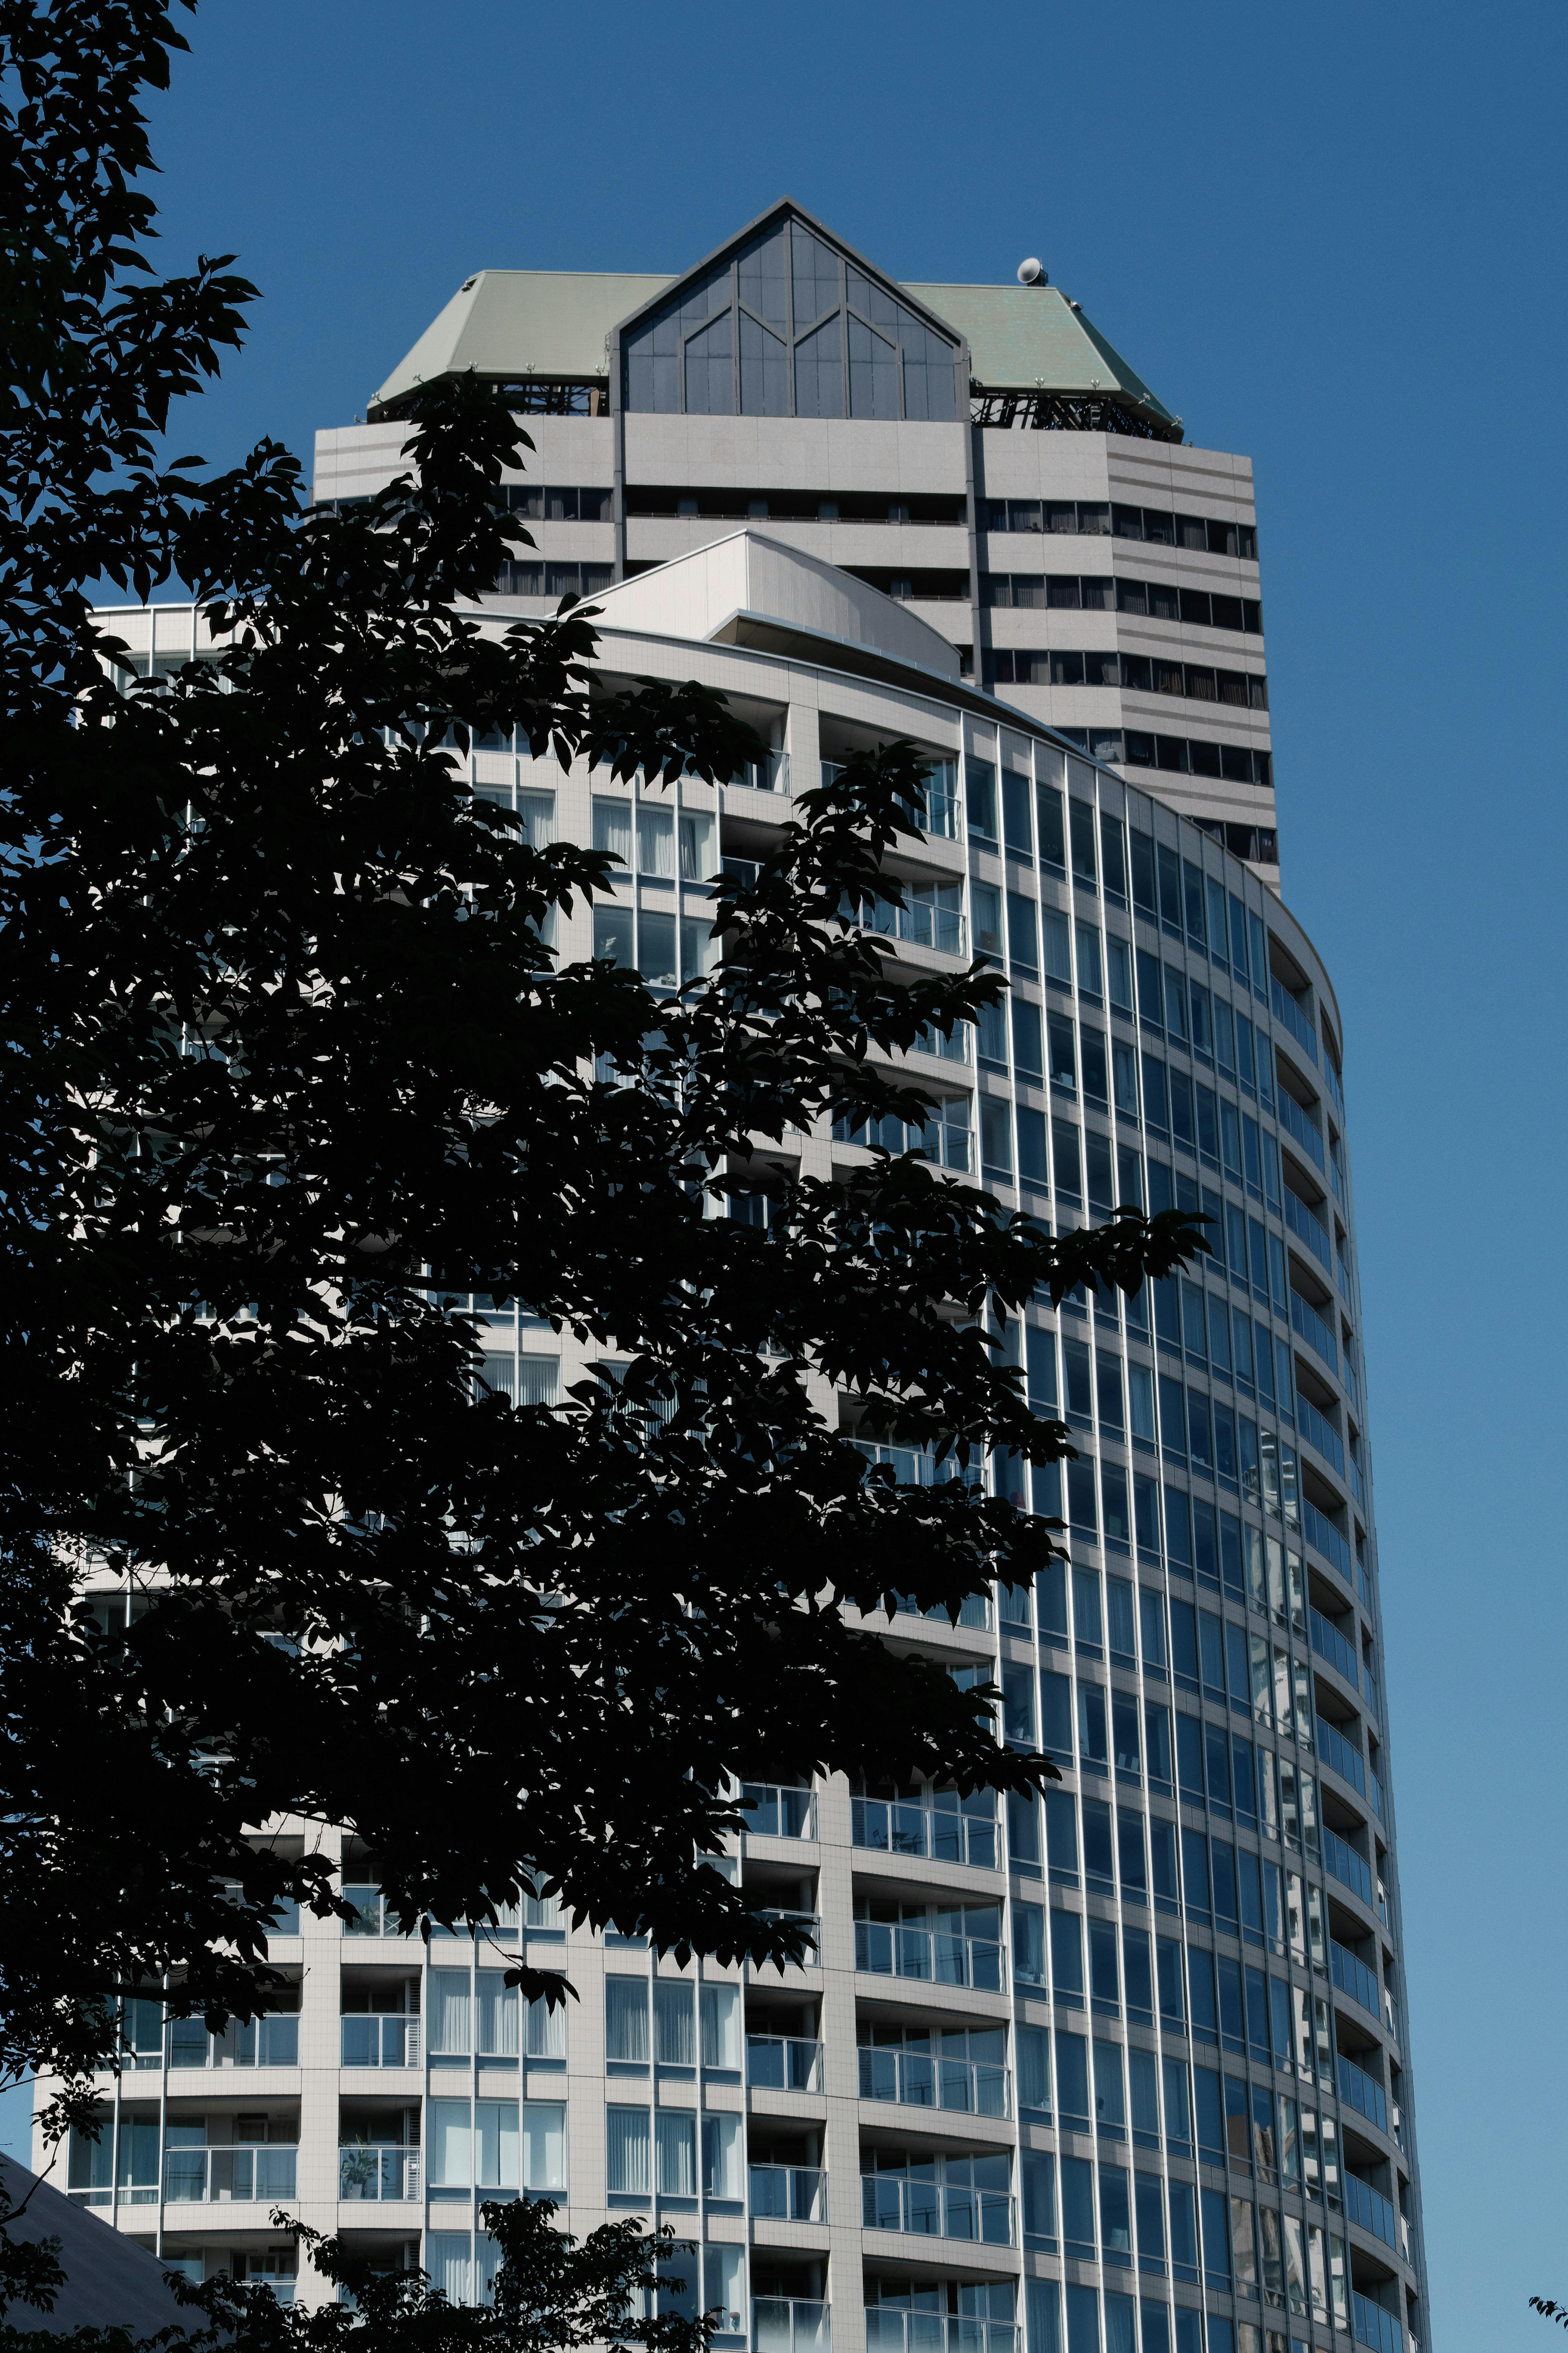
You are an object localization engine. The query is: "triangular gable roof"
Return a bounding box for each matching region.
[607,196,966,357]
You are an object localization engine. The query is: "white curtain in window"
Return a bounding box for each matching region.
[526,1993,566,2060]
[592,796,632,866]
[699,1982,740,2070]
[702,2111,742,2199]
[477,1972,519,2058]
[523,2101,567,2192]
[476,2100,519,2188]
[654,1980,695,2066]
[655,2109,697,2197]
[606,2105,650,2196]
[516,790,556,849]
[430,1971,471,2058]
[428,2233,472,2305]
[605,1976,649,2062]
[515,1355,562,1409]
[428,2099,472,2188]
[637,803,675,878]
[678,809,715,881]
[704,2245,746,2331]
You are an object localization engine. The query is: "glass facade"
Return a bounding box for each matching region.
[63,225,1421,2335]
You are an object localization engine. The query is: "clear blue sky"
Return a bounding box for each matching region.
[9,3,1565,2340]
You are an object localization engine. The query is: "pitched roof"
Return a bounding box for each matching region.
[366,210,1174,429]
[0,2157,199,2335]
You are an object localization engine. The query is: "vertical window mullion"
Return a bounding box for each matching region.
[730,258,740,417]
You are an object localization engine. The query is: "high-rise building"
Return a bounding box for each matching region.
[49,203,1426,2353]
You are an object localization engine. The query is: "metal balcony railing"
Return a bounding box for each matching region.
[753,2299,831,2353]
[746,2036,824,2092]
[339,2145,421,2201]
[861,2177,1015,2246]
[341,2014,421,2068]
[749,2164,828,2222]
[854,1922,1006,1993]
[858,2047,1011,2119]
[163,2144,297,2203]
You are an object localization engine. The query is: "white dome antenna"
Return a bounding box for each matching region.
[1017,257,1046,286]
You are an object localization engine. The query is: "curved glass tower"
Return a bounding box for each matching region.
[50,205,1427,2353]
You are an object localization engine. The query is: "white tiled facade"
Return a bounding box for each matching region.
[47,211,1425,2353]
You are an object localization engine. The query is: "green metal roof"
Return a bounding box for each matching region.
[368,245,1174,430]
[370,270,674,410]
[904,281,1175,423]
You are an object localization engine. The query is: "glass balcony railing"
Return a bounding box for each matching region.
[341,2014,421,2068]
[1337,2052,1389,2135]
[1309,1610,1360,1692]
[339,2145,421,2201]
[1276,1086,1325,1172]
[755,1909,820,1963]
[1270,978,1319,1065]
[1343,2172,1401,2255]
[341,1885,406,1936]
[749,2164,828,2222]
[842,893,968,958]
[1295,1390,1345,1479]
[740,1784,817,1840]
[1290,1289,1339,1373]
[1302,1497,1354,1581]
[1283,1188,1332,1275]
[1322,1825,1374,1909]
[865,2315,1017,2353]
[746,2036,824,2092]
[851,1796,998,1871]
[858,2047,1011,2119]
[753,2299,831,2353]
[168,2014,299,2069]
[861,2178,1015,2246]
[1352,2294,1403,2353]
[734,753,791,794]
[164,2144,297,2203]
[1316,1715,1368,1800]
[892,1590,993,1630]
[1329,1939,1382,2024]
[854,1922,1005,1993]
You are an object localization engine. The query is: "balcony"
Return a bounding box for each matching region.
[168,2014,298,2069]
[1337,2052,1389,2136]
[341,2014,421,2068]
[1283,1187,1332,1276]
[747,2036,824,2092]
[839,888,967,960]
[1316,1714,1367,1801]
[754,2299,831,2353]
[854,1922,1005,1994]
[866,2316,1017,2353]
[1276,1087,1325,1173]
[1351,2293,1404,2353]
[1344,2172,1401,2258]
[1295,1389,1345,1479]
[1329,1939,1382,2026]
[893,1591,993,1631]
[750,2163,828,2223]
[339,2144,421,2201]
[1290,1287,1338,1372]
[1309,1611,1359,1693]
[755,1910,821,1964]
[858,2047,1011,2120]
[341,1885,405,1936]
[1303,1496,1354,1581]
[1322,1825,1374,1909]
[1270,977,1319,1065]
[861,2176,1015,2246]
[164,2144,297,2203]
[735,753,791,795]
[741,1784,817,1840]
[852,1795,998,1871]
